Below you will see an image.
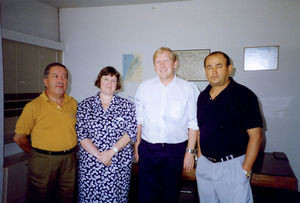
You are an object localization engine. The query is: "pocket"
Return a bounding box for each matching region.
[196,156,214,181]
[166,100,186,120]
[229,161,248,184]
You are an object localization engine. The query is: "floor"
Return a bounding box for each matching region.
[252,186,300,203]
[128,175,300,203]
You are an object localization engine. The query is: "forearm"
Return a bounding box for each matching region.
[112,133,131,152]
[183,129,198,172]
[196,131,202,157]
[242,127,263,171]
[133,124,142,162]
[135,124,142,146]
[186,129,198,151]
[80,138,101,158]
[13,133,31,153]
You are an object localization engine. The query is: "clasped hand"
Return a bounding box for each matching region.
[96,149,114,166]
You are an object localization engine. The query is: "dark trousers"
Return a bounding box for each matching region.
[27,149,76,203]
[138,139,186,203]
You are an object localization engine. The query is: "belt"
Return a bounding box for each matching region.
[142,139,187,148]
[33,147,75,155]
[207,154,241,163]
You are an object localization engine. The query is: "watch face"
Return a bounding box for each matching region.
[186,149,195,153]
[112,147,118,153]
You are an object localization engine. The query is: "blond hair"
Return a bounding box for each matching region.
[153,47,177,64]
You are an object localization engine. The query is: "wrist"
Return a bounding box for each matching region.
[112,146,119,154]
[95,152,101,160]
[243,169,252,179]
[186,148,195,154]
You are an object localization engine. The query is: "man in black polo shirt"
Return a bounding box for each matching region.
[196,51,263,203]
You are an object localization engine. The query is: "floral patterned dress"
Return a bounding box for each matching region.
[76,93,137,202]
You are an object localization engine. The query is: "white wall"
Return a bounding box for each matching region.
[60,0,300,189]
[1,0,59,41]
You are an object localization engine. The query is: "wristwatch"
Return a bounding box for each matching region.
[243,169,252,179]
[112,146,119,154]
[186,148,195,154]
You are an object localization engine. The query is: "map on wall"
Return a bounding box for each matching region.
[174,49,210,81]
[123,54,142,82]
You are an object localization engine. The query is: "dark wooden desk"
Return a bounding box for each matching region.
[181,152,298,191]
[250,152,297,191]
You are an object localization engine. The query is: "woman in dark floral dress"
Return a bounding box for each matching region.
[76,66,137,202]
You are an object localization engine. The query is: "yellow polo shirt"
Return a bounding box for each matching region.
[15,91,77,151]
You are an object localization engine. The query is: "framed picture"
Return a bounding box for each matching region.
[174,49,210,81]
[244,46,279,71]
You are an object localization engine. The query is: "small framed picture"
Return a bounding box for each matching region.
[244,46,279,71]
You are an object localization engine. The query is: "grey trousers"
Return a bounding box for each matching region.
[196,155,253,203]
[27,149,76,203]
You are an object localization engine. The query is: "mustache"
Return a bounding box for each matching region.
[56,82,65,86]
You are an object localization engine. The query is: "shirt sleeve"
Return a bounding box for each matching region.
[187,84,200,130]
[243,91,263,129]
[15,102,35,135]
[76,100,91,142]
[124,101,137,143]
[135,84,144,125]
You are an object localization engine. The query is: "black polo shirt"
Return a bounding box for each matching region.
[197,78,263,159]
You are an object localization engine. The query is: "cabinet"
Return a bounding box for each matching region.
[3,153,29,203]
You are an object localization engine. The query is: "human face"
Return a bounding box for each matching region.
[43,65,68,97]
[100,75,118,96]
[205,53,232,88]
[154,51,177,85]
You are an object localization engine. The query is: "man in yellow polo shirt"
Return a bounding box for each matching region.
[14,62,77,203]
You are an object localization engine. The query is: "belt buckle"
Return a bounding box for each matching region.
[223,154,234,162]
[208,157,217,163]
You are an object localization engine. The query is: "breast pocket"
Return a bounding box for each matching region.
[166,100,186,120]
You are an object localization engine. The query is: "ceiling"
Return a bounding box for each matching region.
[38,0,189,8]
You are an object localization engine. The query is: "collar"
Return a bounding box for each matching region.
[95,92,117,105]
[41,91,69,103]
[155,74,177,87]
[205,77,236,96]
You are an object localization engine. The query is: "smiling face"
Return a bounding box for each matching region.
[99,75,118,96]
[205,53,232,89]
[154,50,177,85]
[43,65,68,98]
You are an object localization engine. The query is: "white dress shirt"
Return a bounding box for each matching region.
[135,75,200,144]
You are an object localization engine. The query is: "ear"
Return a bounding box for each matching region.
[173,60,178,70]
[228,64,233,74]
[43,78,48,88]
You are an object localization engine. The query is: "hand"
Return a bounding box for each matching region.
[97,149,114,166]
[183,152,195,172]
[134,142,140,162]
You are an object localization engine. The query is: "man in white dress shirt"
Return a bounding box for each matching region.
[134,47,200,203]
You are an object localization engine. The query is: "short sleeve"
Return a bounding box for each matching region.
[15,102,35,135]
[243,90,263,129]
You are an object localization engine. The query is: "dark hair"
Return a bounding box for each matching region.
[94,66,122,90]
[204,51,231,67]
[44,62,68,78]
